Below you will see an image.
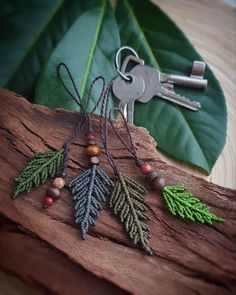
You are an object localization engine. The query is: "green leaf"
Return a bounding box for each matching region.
[13,149,64,199]
[162,185,224,224]
[116,0,227,173]
[0,0,96,98]
[110,173,152,255]
[34,0,120,112]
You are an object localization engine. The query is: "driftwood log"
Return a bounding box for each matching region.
[0,89,235,295]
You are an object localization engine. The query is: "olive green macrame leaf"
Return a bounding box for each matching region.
[110,172,152,255]
[162,185,224,224]
[12,149,64,199]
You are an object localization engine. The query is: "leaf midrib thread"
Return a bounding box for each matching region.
[83,165,96,222]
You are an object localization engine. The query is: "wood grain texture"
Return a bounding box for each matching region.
[0,88,235,295]
[154,0,236,189]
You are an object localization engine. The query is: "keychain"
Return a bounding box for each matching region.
[112,46,207,123]
[12,63,111,207]
[99,78,223,255]
[12,50,224,255]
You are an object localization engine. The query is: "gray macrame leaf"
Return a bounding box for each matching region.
[69,165,113,239]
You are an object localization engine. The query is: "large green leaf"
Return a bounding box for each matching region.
[116,0,227,173]
[34,0,120,111]
[0,0,96,98]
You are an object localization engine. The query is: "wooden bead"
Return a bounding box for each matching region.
[146,170,159,182]
[46,187,61,200]
[43,197,54,206]
[152,176,165,190]
[86,133,95,141]
[90,156,100,165]
[140,162,152,175]
[85,144,101,157]
[52,177,65,189]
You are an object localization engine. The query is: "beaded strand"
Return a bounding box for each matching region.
[108,107,166,191]
[42,63,105,208]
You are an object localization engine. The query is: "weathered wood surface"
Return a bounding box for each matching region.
[0,89,235,295]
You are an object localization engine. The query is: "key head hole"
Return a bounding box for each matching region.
[124,74,133,84]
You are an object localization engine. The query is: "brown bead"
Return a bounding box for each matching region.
[85,144,101,157]
[52,177,65,189]
[90,156,100,165]
[46,187,61,200]
[146,170,159,182]
[152,176,165,190]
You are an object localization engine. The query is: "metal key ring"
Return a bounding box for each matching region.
[115,46,139,81]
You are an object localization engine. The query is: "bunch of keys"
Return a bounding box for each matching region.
[112,46,208,123]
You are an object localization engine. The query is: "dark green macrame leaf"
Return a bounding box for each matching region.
[110,172,152,255]
[13,149,64,199]
[69,165,113,239]
[162,185,224,224]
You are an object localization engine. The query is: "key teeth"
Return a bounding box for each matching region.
[160,86,201,111]
[195,102,201,109]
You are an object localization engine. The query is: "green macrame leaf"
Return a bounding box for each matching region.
[110,172,152,255]
[13,149,64,199]
[162,185,224,224]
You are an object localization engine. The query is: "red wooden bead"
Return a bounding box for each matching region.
[86,133,95,141]
[140,162,152,175]
[44,197,54,206]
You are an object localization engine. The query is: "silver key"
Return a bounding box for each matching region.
[160,61,207,88]
[130,65,201,111]
[112,74,145,123]
[121,55,207,89]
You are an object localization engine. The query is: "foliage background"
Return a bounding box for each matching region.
[0,0,227,175]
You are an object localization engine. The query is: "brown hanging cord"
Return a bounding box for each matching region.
[108,107,143,167]
[100,80,144,175]
[100,80,120,175]
[57,63,105,176]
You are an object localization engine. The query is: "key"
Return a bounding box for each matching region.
[120,55,145,73]
[130,64,201,111]
[121,56,207,89]
[112,74,145,123]
[160,60,207,88]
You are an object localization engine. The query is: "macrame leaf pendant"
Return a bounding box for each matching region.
[163,185,224,224]
[13,149,64,199]
[110,172,152,255]
[69,165,113,239]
